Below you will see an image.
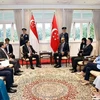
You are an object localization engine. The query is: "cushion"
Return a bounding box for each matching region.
[90,70,100,77]
[78,61,83,65]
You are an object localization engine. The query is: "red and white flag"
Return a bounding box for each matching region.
[30,14,39,53]
[50,14,59,52]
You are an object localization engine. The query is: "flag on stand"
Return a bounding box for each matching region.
[50,14,59,52]
[30,14,39,53]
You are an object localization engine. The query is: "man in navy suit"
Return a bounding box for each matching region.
[54,38,69,68]
[0,60,17,93]
[60,27,69,43]
[23,40,41,69]
[20,28,29,46]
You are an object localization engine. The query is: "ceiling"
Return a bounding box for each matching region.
[0,0,100,5]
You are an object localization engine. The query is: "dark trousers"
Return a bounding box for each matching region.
[0,68,14,90]
[83,62,100,81]
[10,59,20,73]
[54,53,66,66]
[71,56,84,71]
[29,54,40,67]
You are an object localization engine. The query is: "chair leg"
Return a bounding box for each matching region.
[26,61,28,69]
[22,59,23,66]
[66,59,67,67]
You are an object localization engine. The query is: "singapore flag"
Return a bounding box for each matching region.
[50,14,59,52]
[30,14,39,53]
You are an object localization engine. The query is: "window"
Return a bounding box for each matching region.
[32,10,54,42]
[70,10,95,41]
[0,24,3,42]
[0,10,18,42]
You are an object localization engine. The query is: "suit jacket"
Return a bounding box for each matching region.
[58,42,69,56]
[80,43,86,51]
[20,34,29,46]
[0,48,8,59]
[60,33,69,43]
[81,44,93,56]
[5,44,13,54]
[23,45,36,58]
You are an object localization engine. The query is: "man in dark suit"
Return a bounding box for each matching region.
[0,42,22,75]
[60,27,69,43]
[54,38,69,68]
[0,65,17,93]
[71,38,93,73]
[5,38,15,59]
[20,28,29,46]
[23,40,41,69]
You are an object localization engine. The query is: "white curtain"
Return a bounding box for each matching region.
[55,9,63,34]
[93,10,100,55]
[24,9,31,35]
[64,10,73,35]
[14,10,22,40]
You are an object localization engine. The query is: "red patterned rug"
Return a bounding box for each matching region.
[9,65,92,100]
[23,79,77,100]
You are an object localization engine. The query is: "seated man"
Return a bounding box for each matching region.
[71,38,93,73]
[5,38,15,59]
[0,42,22,75]
[54,38,69,68]
[0,65,17,93]
[78,56,100,85]
[23,40,41,69]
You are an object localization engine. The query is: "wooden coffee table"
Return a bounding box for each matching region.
[39,51,52,64]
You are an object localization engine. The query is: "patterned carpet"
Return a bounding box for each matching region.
[9,64,93,100]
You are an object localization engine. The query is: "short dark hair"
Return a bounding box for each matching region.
[5,38,10,41]
[22,28,27,31]
[62,27,67,29]
[88,38,93,43]
[0,42,4,47]
[25,40,29,44]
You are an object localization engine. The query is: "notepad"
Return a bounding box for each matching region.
[0,60,9,67]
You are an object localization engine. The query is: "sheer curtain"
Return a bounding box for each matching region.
[14,10,22,40]
[55,9,63,34]
[64,10,73,35]
[24,9,31,35]
[93,10,100,55]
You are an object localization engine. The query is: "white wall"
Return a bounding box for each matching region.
[12,41,96,58]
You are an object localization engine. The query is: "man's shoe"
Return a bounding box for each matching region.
[36,65,41,68]
[55,65,61,68]
[30,66,35,69]
[71,70,77,73]
[7,88,17,93]
[54,64,58,67]
[17,70,23,73]
[11,84,18,88]
[14,73,22,76]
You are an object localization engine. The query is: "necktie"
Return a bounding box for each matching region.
[3,49,9,59]
[28,46,32,54]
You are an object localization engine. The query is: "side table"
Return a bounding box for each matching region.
[39,51,52,64]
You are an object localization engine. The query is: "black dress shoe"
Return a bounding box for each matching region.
[30,66,35,69]
[36,65,41,68]
[17,70,23,73]
[14,73,22,76]
[11,84,18,88]
[55,65,61,68]
[7,88,17,93]
[54,64,58,67]
[71,70,77,73]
